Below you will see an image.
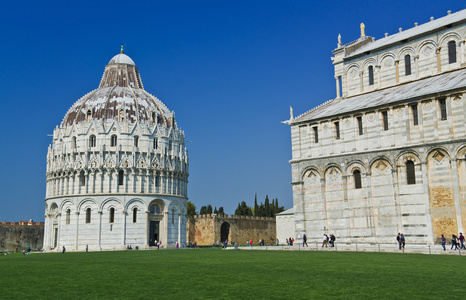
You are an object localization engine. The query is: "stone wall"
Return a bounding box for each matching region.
[0,225,44,251]
[187,215,276,245]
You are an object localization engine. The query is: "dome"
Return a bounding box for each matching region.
[108,53,135,65]
[61,51,174,128]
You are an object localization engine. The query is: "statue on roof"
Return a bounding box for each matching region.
[360,23,365,37]
[120,44,124,54]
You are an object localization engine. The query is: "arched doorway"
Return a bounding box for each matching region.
[220,222,230,243]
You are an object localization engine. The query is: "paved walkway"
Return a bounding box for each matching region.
[231,243,466,256]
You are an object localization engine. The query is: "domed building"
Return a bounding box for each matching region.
[43,48,189,251]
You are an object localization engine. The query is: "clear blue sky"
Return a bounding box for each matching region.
[1,1,464,221]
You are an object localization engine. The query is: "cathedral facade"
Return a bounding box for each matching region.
[43,49,189,251]
[286,10,466,245]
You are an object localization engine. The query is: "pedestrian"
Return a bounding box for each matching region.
[62,246,66,254]
[400,234,405,249]
[322,234,328,247]
[441,234,446,251]
[330,234,336,247]
[459,233,465,250]
[396,233,402,250]
[27,246,30,253]
[86,245,88,252]
[451,235,458,250]
[276,239,279,246]
[303,233,308,247]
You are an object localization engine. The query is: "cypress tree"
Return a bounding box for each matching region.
[254,193,258,216]
[206,204,213,214]
[200,206,207,215]
[218,207,224,215]
[214,206,218,214]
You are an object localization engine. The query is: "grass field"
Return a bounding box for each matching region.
[1,248,465,299]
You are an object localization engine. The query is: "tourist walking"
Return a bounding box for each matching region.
[396,233,402,250]
[303,234,308,247]
[62,246,66,254]
[330,234,336,247]
[400,234,405,249]
[322,234,329,247]
[459,233,465,250]
[441,234,446,250]
[451,235,458,250]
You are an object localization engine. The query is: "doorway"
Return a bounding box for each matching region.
[149,221,160,246]
[220,222,230,243]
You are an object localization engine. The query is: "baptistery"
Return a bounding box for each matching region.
[44,48,189,251]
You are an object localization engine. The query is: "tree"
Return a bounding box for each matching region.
[214,206,218,214]
[187,201,196,217]
[218,207,224,215]
[235,203,241,216]
[254,193,258,216]
[206,205,213,214]
[265,195,272,217]
[200,206,207,215]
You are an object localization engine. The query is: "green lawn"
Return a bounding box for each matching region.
[1,248,464,299]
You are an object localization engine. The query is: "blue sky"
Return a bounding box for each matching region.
[1,1,464,221]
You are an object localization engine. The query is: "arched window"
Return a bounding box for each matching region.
[150,204,161,214]
[153,138,158,149]
[353,170,362,189]
[89,135,96,148]
[72,137,77,149]
[368,66,374,86]
[405,55,411,75]
[109,207,115,223]
[448,41,457,64]
[79,171,85,186]
[86,208,91,223]
[133,207,137,223]
[406,160,416,185]
[169,140,173,151]
[152,112,157,124]
[118,170,124,186]
[134,136,139,148]
[66,209,71,225]
[111,135,117,147]
[86,110,92,122]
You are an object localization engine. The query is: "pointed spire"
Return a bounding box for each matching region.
[120,44,124,54]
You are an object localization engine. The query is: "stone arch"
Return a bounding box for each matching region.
[148,199,165,214]
[77,198,98,211]
[369,156,393,173]
[455,144,466,235]
[397,46,416,59]
[126,199,145,211]
[220,222,230,243]
[362,57,377,70]
[49,202,59,215]
[417,39,438,56]
[59,199,75,212]
[439,31,461,47]
[423,146,451,162]
[301,166,321,181]
[345,160,366,176]
[99,197,123,212]
[395,150,421,166]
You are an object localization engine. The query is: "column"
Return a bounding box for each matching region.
[75,211,80,251]
[451,159,464,232]
[178,213,181,245]
[359,70,364,92]
[133,169,137,193]
[421,161,434,244]
[436,47,441,73]
[163,211,169,246]
[122,210,127,246]
[100,171,105,193]
[376,65,381,88]
[145,211,150,247]
[414,55,420,79]
[85,170,90,194]
[460,40,465,64]
[98,210,103,251]
[335,76,341,98]
[395,60,400,82]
